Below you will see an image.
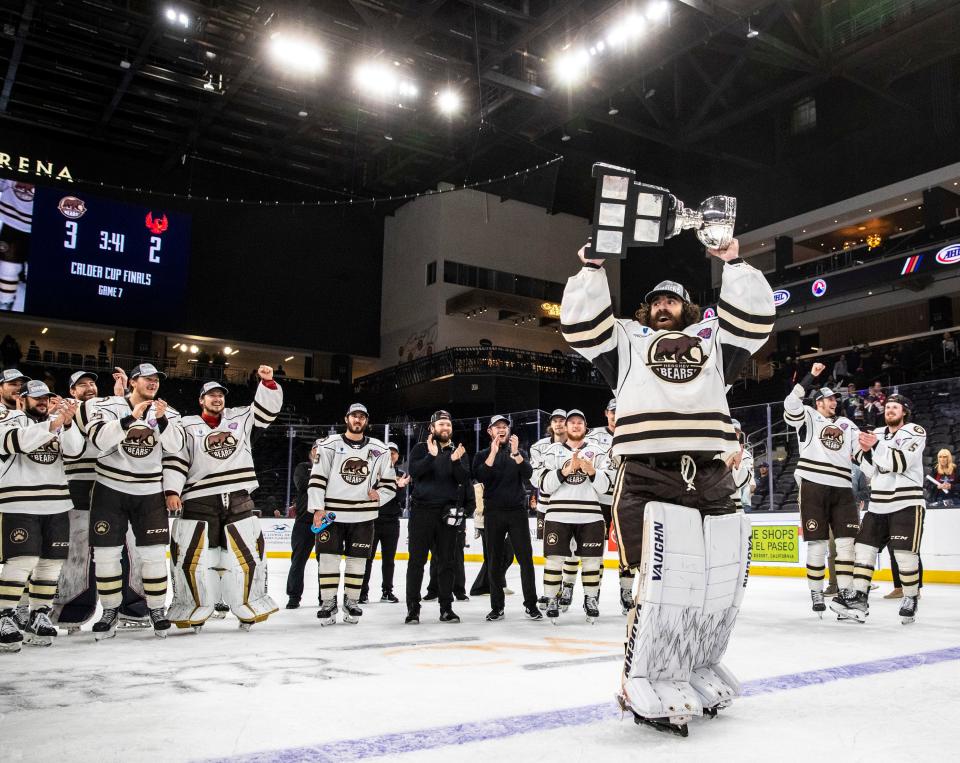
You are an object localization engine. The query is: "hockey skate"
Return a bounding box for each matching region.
[317,600,337,626]
[149,608,171,638]
[899,595,918,624]
[0,609,23,653]
[23,608,57,647]
[14,602,28,630]
[92,608,119,641]
[583,595,600,624]
[545,596,560,624]
[558,583,574,612]
[619,586,635,615]
[238,620,255,632]
[118,613,151,630]
[616,692,689,738]
[829,589,868,623]
[810,590,826,617]
[341,597,363,624]
[211,602,230,620]
[536,595,548,611]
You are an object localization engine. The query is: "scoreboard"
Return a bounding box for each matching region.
[3,181,191,325]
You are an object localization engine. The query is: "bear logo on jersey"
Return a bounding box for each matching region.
[204,431,238,460]
[561,459,588,485]
[340,457,370,485]
[820,424,844,451]
[27,437,61,465]
[94,521,110,535]
[9,528,28,543]
[647,332,706,383]
[13,183,34,202]
[121,426,156,458]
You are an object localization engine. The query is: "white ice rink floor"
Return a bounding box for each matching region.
[2,558,960,762]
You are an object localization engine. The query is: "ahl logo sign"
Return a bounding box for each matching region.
[811,279,827,298]
[339,457,370,485]
[773,289,791,307]
[935,243,960,265]
[702,307,716,320]
[646,332,706,383]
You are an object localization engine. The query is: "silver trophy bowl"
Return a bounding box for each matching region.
[670,195,737,249]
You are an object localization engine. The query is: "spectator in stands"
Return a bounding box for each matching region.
[97,340,109,367]
[285,443,319,610]
[26,339,40,363]
[0,334,21,368]
[943,332,957,363]
[844,383,866,425]
[756,461,769,484]
[880,350,897,374]
[926,448,957,507]
[831,354,849,385]
[863,381,886,426]
[275,363,287,378]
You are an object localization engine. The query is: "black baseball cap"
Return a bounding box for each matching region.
[431,409,452,423]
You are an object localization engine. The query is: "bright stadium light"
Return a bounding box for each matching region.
[552,48,589,86]
[268,33,325,73]
[437,89,461,115]
[164,7,190,28]
[646,1,670,22]
[354,62,418,101]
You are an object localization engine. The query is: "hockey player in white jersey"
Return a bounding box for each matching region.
[0,368,29,409]
[586,398,636,614]
[728,420,755,510]
[0,382,81,652]
[77,363,183,640]
[532,409,613,623]
[783,363,861,616]
[0,179,33,311]
[164,367,283,631]
[310,403,396,625]
[561,237,774,735]
[831,395,925,624]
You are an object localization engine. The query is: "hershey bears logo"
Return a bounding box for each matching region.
[545,532,559,546]
[58,195,87,219]
[94,520,110,535]
[121,425,156,458]
[318,530,330,543]
[9,527,28,543]
[27,437,61,465]
[805,519,818,531]
[13,183,34,202]
[204,430,238,460]
[820,424,844,451]
[647,332,706,383]
[340,457,370,485]
[0,408,8,421]
[561,459,588,485]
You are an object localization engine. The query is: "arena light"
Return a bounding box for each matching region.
[164,7,190,28]
[268,33,325,74]
[645,1,670,22]
[40,327,48,334]
[189,344,199,354]
[223,346,233,355]
[552,48,589,86]
[437,89,461,116]
[284,355,294,362]
[354,62,418,101]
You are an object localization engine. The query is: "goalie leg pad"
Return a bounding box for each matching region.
[621,502,705,723]
[168,519,219,627]
[52,509,96,627]
[221,516,277,623]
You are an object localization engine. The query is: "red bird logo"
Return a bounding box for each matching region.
[145,212,169,235]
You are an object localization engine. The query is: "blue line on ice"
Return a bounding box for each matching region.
[203,645,960,762]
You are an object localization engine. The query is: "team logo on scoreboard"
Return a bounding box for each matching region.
[203,430,238,460]
[811,279,827,297]
[339,457,370,485]
[58,196,87,219]
[646,332,706,383]
[145,212,169,235]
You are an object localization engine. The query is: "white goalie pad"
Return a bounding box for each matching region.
[220,516,278,624]
[51,509,93,626]
[168,518,220,627]
[621,502,706,723]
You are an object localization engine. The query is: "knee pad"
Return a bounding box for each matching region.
[893,549,921,595]
[168,519,219,627]
[221,516,277,623]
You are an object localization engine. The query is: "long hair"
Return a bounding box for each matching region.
[634,301,703,330]
[936,448,956,477]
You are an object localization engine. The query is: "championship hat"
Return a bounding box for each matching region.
[488,414,509,427]
[565,408,587,422]
[386,441,400,452]
[347,403,369,416]
[606,398,617,412]
[430,409,452,424]
[814,388,836,402]
[549,408,567,420]
[130,363,166,380]
[200,381,228,396]
[644,280,690,305]
[20,380,54,398]
[69,370,97,387]
[1,368,30,383]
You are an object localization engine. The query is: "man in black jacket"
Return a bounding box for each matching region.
[285,443,318,609]
[473,415,541,621]
[360,442,409,604]
[405,410,469,624]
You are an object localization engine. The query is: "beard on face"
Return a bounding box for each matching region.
[434,430,452,444]
[347,421,366,433]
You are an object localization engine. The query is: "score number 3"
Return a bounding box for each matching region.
[64,221,78,249]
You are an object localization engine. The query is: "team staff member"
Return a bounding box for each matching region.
[405,410,469,625]
[473,415,541,621]
[360,442,409,604]
[285,443,319,609]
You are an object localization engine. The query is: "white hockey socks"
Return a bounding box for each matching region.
[0,555,38,609]
[138,545,168,609]
[806,539,828,591]
[28,558,62,610]
[94,546,123,608]
[834,537,855,591]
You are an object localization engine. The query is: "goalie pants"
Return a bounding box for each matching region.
[181,490,255,549]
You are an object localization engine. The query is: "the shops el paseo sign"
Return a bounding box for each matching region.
[0,149,73,182]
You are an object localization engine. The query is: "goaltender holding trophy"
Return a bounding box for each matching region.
[588,162,737,257]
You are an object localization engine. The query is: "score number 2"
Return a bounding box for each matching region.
[149,236,161,263]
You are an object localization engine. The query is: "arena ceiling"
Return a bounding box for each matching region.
[1,0,960,224]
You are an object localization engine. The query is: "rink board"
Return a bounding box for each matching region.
[252,509,960,583]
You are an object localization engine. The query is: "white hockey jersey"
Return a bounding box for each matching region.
[855,423,926,515]
[784,385,860,488]
[560,260,774,460]
[730,448,755,503]
[531,439,613,524]
[530,434,562,510]
[308,435,397,524]
[78,396,183,496]
[0,179,33,233]
[63,403,99,483]
[0,409,84,515]
[585,426,616,506]
[163,382,283,501]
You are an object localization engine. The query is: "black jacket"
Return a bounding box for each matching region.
[408,441,471,510]
[472,446,532,510]
[293,461,311,520]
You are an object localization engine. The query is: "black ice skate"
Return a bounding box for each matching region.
[617,692,689,737]
[536,595,549,611]
[899,595,918,624]
[342,597,363,624]
[438,608,460,623]
[118,613,151,630]
[211,602,230,620]
[14,603,28,630]
[524,606,543,621]
[829,589,868,623]
[0,608,23,653]
[93,608,119,640]
[380,592,399,603]
[620,587,635,615]
[317,600,337,626]
[149,608,171,638]
[810,590,826,616]
[545,596,560,624]
[558,583,574,612]
[23,608,57,647]
[583,595,600,624]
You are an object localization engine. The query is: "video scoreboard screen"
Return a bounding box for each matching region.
[0,178,191,325]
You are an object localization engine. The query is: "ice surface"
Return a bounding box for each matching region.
[2,559,959,762]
